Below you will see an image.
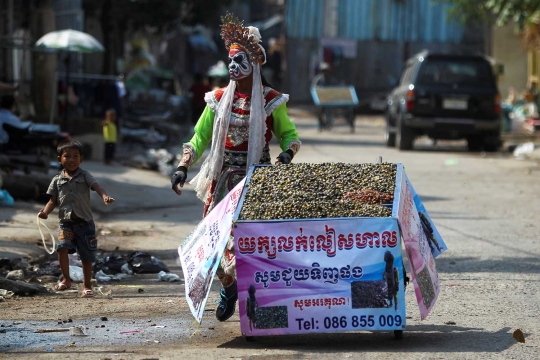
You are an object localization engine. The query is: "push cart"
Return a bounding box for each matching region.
[232,162,446,341]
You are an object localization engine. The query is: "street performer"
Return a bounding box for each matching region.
[171,13,301,322]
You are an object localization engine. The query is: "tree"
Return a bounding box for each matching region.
[440,0,540,50]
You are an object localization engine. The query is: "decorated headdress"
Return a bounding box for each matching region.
[190,13,268,203]
[220,13,266,65]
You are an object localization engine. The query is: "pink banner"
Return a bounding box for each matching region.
[397,174,440,320]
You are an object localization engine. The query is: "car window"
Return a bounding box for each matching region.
[415,58,495,87]
[400,64,414,86]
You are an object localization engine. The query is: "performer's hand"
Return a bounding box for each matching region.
[171,167,187,195]
[275,151,292,164]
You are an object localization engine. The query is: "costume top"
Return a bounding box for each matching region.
[181,85,300,168]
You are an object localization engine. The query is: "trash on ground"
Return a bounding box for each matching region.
[70,325,87,336]
[97,286,113,299]
[513,142,535,159]
[95,270,112,282]
[0,289,15,298]
[0,189,14,207]
[69,266,84,282]
[513,329,525,343]
[6,269,25,281]
[95,254,129,275]
[121,263,133,275]
[128,251,169,274]
[68,254,82,267]
[157,271,180,282]
[112,273,129,281]
[444,158,459,166]
[119,329,141,334]
[9,258,31,271]
[35,328,70,333]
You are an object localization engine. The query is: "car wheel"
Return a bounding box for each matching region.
[396,113,414,151]
[466,136,483,152]
[385,111,396,147]
[483,133,501,152]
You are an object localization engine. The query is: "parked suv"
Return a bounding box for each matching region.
[385,51,501,151]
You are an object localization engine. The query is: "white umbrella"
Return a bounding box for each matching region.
[35,29,105,125]
[35,29,104,53]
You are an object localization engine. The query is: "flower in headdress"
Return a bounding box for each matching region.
[220,12,266,65]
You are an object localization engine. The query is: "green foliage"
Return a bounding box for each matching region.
[439,0,540,30]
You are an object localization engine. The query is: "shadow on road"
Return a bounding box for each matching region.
[436,255,540,274]
[219,325,517,353]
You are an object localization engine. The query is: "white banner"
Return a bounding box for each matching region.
[178,178,245,323]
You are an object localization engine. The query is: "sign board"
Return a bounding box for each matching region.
[311,86,358,107]
[396,173,447,319]
[178,178,245,323]
[234,218,406,336]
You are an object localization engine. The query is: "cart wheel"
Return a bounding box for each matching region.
[245,336,256,342]
[394,330,403,340]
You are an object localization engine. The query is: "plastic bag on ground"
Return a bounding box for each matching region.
[157,271,180,282]
[69,266,84,283]
[95,254,128,275]
[513,142,535,159]
[0,190,14,207]
[128,251,169,274]
[95,270,112,282]
[121,263,133,275]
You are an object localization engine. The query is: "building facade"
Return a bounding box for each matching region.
[285,0,488,103]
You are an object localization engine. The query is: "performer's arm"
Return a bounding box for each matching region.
[272,103,301,160]
[178,106,215,169]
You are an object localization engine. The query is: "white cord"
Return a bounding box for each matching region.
[37,215,56,255]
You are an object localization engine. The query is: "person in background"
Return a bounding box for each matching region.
[264,37,283,89]
[38,140,115,298]
[101,109,117,165]
[527,76,539,108]
[0,94,21,147]
[189,73,213,124]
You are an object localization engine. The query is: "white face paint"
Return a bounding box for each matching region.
[228,48,252,80]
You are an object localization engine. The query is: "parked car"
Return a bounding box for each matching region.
[385,51,501,151]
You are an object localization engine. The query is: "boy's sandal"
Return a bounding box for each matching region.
[81,289,94,298]
[54,283,71,291]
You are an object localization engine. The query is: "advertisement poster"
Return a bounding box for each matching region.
[408,182,447,259]
[397,174,441,320]
[178,178,245,323]
[235,218,406,336]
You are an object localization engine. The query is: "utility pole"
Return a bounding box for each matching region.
[0,0,14,82]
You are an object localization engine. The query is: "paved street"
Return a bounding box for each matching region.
[1,108,539,359]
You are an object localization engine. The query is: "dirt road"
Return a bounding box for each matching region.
[1,108,539,359]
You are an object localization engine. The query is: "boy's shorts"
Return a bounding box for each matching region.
[57,220,97,262]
